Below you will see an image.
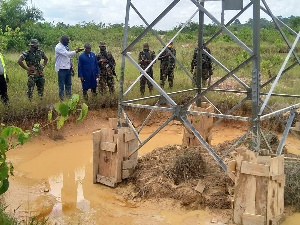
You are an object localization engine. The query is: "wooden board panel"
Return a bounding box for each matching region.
[109,118,118,130]
[122,159,137,170]
[267,157,279,223]
[241,161,270,177]
[122,169,130,179]
[115,128,127,182]
[96,174,116,187]
[93,130,102,184]
[242,213,265,225]
[124,132,136,142]
[100,142,117,152]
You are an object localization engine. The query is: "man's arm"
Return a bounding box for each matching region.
[42,54,48,69]
[18,56,34,72]
[55,44,77,57]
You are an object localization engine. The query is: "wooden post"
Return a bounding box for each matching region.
[182,102,213,146]
[93,118,138,187]
[232,149,285,225]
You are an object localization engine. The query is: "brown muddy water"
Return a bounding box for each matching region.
[4,113,300,225]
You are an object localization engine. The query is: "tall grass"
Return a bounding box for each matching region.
[0,33,299,123]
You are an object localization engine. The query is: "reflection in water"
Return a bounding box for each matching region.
[48,166,90,217]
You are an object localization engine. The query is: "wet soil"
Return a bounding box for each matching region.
[3,109,300,224]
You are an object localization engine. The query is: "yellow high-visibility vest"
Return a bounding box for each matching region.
[0,53,6,79]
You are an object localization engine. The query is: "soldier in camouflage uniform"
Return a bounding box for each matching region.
[138,43,156,96]
[158,42,176,89]
[96,42,116,94]
[18,39,48,100]
[190,45,213,87]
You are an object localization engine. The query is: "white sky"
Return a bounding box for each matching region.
[30,0,299,30]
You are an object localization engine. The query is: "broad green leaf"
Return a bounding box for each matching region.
[77,103,88,124]
[71,94,79,103]
[0,164,9,180]
[59,103,69,117]
[0,178,9,195]
[57,116,65,130]
[48,110,53,122]
[1,126,12,138]
[54,102,60,113]
[32,124,40,134]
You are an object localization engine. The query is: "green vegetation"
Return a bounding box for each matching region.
[0,0,299,222]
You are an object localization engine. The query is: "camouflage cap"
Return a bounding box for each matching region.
[99,42,106,47]
[143,43,149,49]
[29,39,39,46]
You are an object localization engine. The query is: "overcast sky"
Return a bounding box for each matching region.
[30,0,299,30]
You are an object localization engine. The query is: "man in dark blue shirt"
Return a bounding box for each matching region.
[78,43,100,101]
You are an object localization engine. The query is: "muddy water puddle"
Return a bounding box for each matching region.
[4,122,300,224]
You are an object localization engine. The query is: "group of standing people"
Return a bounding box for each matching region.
[137,41,213,96]
[1,35,116,105]
[0,37,213,106]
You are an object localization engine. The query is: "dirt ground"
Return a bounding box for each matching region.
[3,109,300,224]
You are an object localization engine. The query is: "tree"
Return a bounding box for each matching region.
[0,0,43,31]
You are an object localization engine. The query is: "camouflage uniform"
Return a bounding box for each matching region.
[190,46,213,87]
[96,42,116,94]
[158,43,176,89]
[138,43,156,96]
[20,40,47,99]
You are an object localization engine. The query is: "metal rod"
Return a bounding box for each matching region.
[122,108,143,144]
[213,97,248,127]
[181,115,227,172]
[259,32,300,115]
[196,0,204,106]
[251,0,261,152]
[191,0,253,54]
[260,103,300,121]
[123,88,197,104]
[261,0,300,64]
[118,0,131,127]
[130,2,195,84]
[137,100,159,134]
[122,0,180,54]
[187,110,251,122]
[185,56,254,109]
[261,62,299,89]
[203,49,250,89]
[277,110,296,155]
[123,102,173,112]
[206,2,253,46]
[202,96,222,114]
[125,53,178,106]
[260,5,297,36]
[260,129,274,154]
[221,129,252,160]
[128,115,175,158]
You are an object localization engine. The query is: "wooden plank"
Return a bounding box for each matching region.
[100,142,117,152]
[96,174,116,187]
[122,159,137,170]
[195,180,205,193]
[241,161,270,177]
[122,169,130,179]
[115,128,126,182]
[124,132,136,142]
[109,118,118,130]
[93,130,102,184]
[227,160,237,182]
[277,156,285,216]
[255,176,268,218]
[242,213,265,225]
[267,157,279,223]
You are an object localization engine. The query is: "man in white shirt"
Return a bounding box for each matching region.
[55,35,83,100]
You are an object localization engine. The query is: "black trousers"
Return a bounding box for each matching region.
[0,75,8,104]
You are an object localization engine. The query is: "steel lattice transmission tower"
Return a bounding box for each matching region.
[117,0,300,172]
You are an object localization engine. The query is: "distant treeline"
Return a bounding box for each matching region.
[0,0,299,51]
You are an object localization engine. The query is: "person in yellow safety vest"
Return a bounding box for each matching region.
[0,53,9,105]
